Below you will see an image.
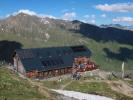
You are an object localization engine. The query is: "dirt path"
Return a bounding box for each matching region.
[28,79,78,100]
[83,80,105,83]
[61,80,73,90]
[83,79,133,98]
[24,73,133,99]
[59,77,133,98]
[107,80,133,98]
[27,79,53,99]
[26,78,133,99]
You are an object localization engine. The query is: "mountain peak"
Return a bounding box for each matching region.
[72,20,81,23]
[16,12,30,17]
[16,9,37,16]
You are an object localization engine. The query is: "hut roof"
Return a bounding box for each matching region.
[15,45,91,72]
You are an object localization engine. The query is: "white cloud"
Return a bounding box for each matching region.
[91,14,95,18]
[62,12,76,20]
[90,19,96,24]
[81,19,96,24]
[72,8,75,11]
[61,8,75,13]
[39,14,56,19]
[5,9,56,19]
[84,14,96,19]
[83,14,96,24]
[70,1,76,4]
[62,9,69,13]
[101,14,106,18]
[0,16,4,19]
[95,3,133,12]
[84,15,90,18]
[13,9,37,16]
[113,17,133,22]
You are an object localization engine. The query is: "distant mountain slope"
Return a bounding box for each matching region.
[0,13,133,71]
[0,13,133,46]
[69,21,133,46]
[100,24,133,31]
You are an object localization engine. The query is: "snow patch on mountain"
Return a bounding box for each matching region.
[40,18,50,24]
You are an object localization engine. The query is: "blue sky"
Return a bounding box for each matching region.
[0,0,133,25]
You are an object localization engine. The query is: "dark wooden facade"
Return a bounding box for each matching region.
[26,67,72,78]
[25,56,98,78]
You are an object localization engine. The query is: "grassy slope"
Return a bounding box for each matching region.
[64,81,133,100]
[43,78,133,100]
[0,67,53,100]
[0,27,133,71]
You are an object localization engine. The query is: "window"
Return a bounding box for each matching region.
[42,61,47,66]
[46,60,51,66]
[56,50,61,56]
[68,49,73,55]
[46,51,51,57]
[71,46,87,52]
[41,58,64,67]
[19,50,34,59]
[55,59,60,65]
[63,50,67,55]
[51,60,56,66]
[59,59,64,64]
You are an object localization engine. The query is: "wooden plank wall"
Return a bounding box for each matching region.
[26,67,72,78]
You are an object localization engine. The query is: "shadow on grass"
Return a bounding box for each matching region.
[0,40,22,63]
[69,20,133,46]
[103,47,133,61]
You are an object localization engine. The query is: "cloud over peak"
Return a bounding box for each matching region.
[62,12,76,20]
[6,9,56,19]
[95,3,133,12]
[101,14,106,18]
[113,17,133,22]
[82,14,96,24]
[14,9,37,16]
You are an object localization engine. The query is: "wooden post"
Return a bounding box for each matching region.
[122,62,125,78]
